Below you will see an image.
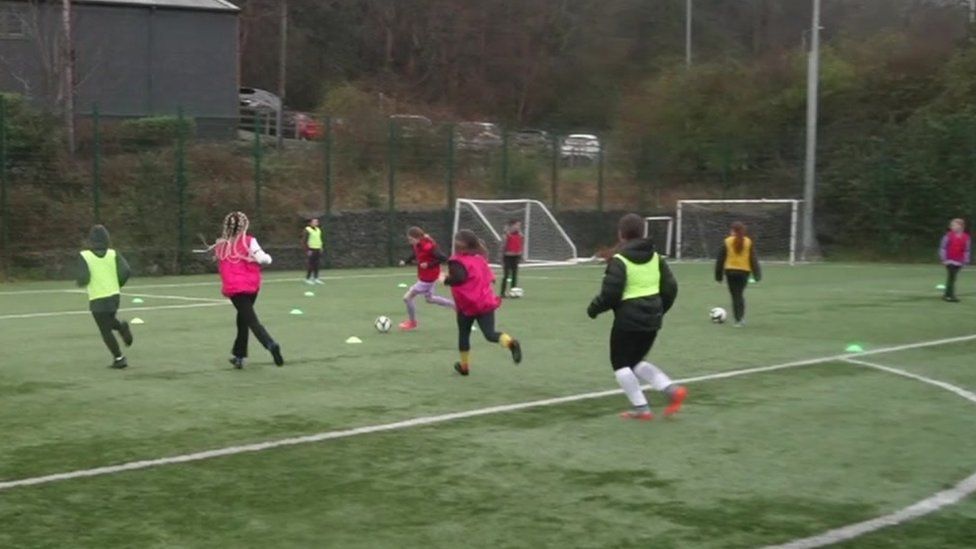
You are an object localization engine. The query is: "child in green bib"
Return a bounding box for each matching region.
[76,225,133,369]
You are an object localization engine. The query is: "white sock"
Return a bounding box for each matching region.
[634,361,673,392]
[614,369,648,408]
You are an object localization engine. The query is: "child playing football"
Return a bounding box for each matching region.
[76,225,133,369]
[500,219,524,297]
[303,217,325,285]
[714,221,761,327]
[212,211,284,368]
[442,229,522,376]
[940,218,971,302]
[588,213,686,420]
[398,226,454,330]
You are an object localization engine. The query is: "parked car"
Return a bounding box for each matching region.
[239,87,281,112]
[561,133,601,162]
[457,121,502,151]
[390,114,433,138]
[514,129,552,151]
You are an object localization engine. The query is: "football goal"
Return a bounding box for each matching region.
[644,216,674,257]
[675,199,803,264]
[452,199,579,266]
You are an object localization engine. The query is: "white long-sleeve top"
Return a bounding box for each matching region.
[249,237,273,265]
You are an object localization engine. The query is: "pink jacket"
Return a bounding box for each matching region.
[218,235,262,297]
[449,253,501,317]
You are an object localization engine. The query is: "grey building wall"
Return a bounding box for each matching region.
[0,1,238,138]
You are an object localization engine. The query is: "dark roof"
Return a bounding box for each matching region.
[74,0,239,13]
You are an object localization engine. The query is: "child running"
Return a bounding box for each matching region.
[303,217,325,285]
[588,213,686,420]
[714,221,761,327]
[398,226,455,330]
[76,225,133,369]
[500,219,524,297]
[212,211,284,368]
[940,218,971,303]
[442,229,522,376]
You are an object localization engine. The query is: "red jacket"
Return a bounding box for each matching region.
[448,253,501,317]
[505,232,524,256]
[941,231,971,266]
[412,236,446,282]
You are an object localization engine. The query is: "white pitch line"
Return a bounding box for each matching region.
[0,302,227,320]
[766,357,976,549]
[122,292,226,303]
[0,333,973,493]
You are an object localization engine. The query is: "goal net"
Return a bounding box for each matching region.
[644,216,674,257]
[452,199,578,266]
[676,199,803,264]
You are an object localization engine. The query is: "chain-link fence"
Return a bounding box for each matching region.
[1,95,975,278]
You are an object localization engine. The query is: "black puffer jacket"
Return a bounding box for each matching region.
[587,238,678,332]
[76,225,131,312]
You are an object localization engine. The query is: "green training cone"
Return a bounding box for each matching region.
[132,297,144,304]
[845,344,864,353]
[936,284,947,291]
[748,277,757,284]
[289,309,304,315]
[397,283,409,288]
[345,336,363,344]
[130,318,145,325]
[304,291,315,297]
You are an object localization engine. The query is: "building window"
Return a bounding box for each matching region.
[0,5,27,40]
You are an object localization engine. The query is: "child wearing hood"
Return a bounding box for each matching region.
[76,225,133,369]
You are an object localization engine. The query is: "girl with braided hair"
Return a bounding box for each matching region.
[211,211,284,368]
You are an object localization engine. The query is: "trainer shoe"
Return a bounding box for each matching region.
[399,320,418,331]
[314,278,325,285]
[619,409,654,421]
[509,339,522,364]
[944,296,960,303]
[270,343,285,367]
[304,279,315,285]
[229,356,245,369]
[109,356,128,369]
[119,321,134,347]
[664,386,688,417]
[454,362,470,376]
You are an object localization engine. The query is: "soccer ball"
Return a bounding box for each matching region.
[508,287,524,299]
[374,316,392,333]
[709,307,728,324]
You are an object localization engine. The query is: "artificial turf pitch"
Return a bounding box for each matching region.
[1,262,974,548]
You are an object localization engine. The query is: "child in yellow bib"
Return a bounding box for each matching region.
[76,225,133,369]
[714,222,762,327]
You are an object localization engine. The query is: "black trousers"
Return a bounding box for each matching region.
[306,250,322,279]
[457,311,502,351]
[725,269,750,322]
[92,310,124,359]
[230,293,275,358]
[610,328,658,371]
[501,255,521,295]
[945,265,962,298]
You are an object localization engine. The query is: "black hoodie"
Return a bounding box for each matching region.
[76,225,132,312]
[587,238,678,332]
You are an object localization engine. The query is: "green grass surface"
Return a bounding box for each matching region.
[0,262,974,548]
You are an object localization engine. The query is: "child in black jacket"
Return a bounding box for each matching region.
[76,225,133,369]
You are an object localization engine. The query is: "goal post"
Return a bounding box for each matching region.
[644,216,674,257]
[452,199,579,266]
[675,199,803,264]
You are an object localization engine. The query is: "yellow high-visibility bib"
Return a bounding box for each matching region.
[81,249,120,301]
[724,236,753,272]
[306,226,323,250]
[614,253,661,301]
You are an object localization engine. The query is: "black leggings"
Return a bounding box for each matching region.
[230,293,275,358]
[610,328,658,371]
[726,270,750,322]
[457,311,502,351]
[501,255,520,295]
[306,250,322,279]
[92,310,124,358]
[945,265,961,298]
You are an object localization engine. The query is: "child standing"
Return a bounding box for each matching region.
[213,211,284,368]
[500,219,524,297]
[714,222,762,327]
[76,225,133,369]
[443,229,522,376]
[398,226,454,330]
[588,214,686,420]
[303,218,324,285]
[940,218,971,303]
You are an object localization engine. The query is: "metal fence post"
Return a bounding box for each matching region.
[323,115,333,215]
[550,133,559,211]
[92,103,101,223]
[445,123,455,210]
[501,129,510,195]
[386,119,398,266]
[0,96,7,272]
[175,107,187,274]
[253,115,263,230]
[597,136,605,212]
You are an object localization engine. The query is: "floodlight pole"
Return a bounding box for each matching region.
[801,0,821,260]
[275,0,288,149]
[685,0,693,68]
